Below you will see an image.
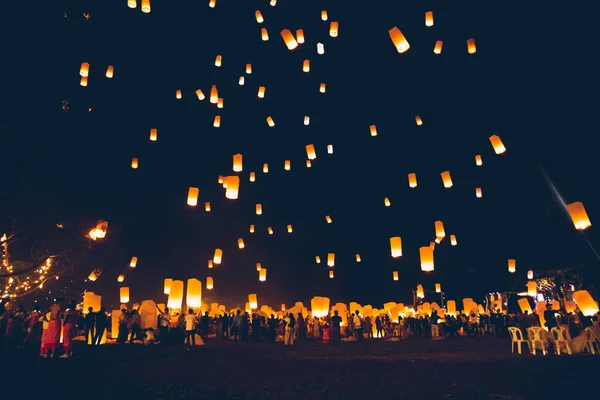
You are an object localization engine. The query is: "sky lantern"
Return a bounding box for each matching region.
[440,171,453,188]
[259,268,267,281]
[416,284,425,298]
[79,62,89,77]
[425,11,434,26]
[117,274,125,283]
[390,237,402,258]
[233,154,243,172]
[369,125,378,136]
[130,257,138,268]
[317,42,325,54]
[450,234,457,246]
[566,201,592,230]
[467,38,477,54]
[325,215,332,224]
[329,22,339,37]
[527,281,537,297]
[256,263,262,271]
[239,76,245,85]
[217,98,224,108]
[258,86,266,98]
[149,128,157,141]
[164,278,173,295]
[296,29,305,43]
[435,221,446,238]
[319,83,326,93]
[120,287,130,303]
[476,187,483,198]
[327,253,335,267]
[284,160,291,170]
[249,294,258,309]
[256,204,263,215]
[315,256,321,264]
[246,63,252,74]
[206,277,213,290]
[186,279,202,309]
[213,116,221,128]
[205,202,211,212]
[263,163,269,173]
[384,197,391,207]
[213,249,223,264]
[87,271,98,281]
[419,246,434,272]
[218,175,224,184]
[388,27,410,53]
[433,41,443,54]
[304,116,310,125]
[187,187,199,206]
[435,283,441,293]
[508,259,516,273]
[280,29,298,50]
[249,172,256,182]
[355,254,361,262]
[80,76,88,87]
[268,227,273,235]
[215,55,222,67]
[475,155,483,166]
[105,65,114,78]
[208,0,215,8]
[321,10,328,20]
[408,173,417,188]
[266,116,275,127]
[306,144,317,160]
[175,90,182,99]
[249,224,255,233]
[208,260,213,269]
[210,85,218,103]
[237,238,245,249]
[434,236,442,244]
[225,175,239,199]
[255,10,264,23]
[327,144,333,154]
[527,270,534,280]
[141,0,151,13]
[573,290,600,316]
[127,0,136,8]
[195,89,205,100]
[489,134,506,154]
[303,59,310,72]
[415,115,423,125]
[261,28,269,41]
[287,224,293,233]
[329,270,334,279]
[393,271,399,281]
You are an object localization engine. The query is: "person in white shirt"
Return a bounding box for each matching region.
[144,328,156,346]
[353,311,363,340]
[184,309,197,351]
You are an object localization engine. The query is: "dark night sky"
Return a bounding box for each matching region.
[1,1,598,309]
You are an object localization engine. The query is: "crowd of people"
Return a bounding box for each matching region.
[1,298,599,357]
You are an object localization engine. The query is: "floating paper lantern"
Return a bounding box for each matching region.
[256,263,262,271]
[149,128,157,141]
[246,63,252,74]
[566,201,592,230]
[317,42,325,54]
[259,268,267,281]
[304,116,310,125]
[266,116,275,127]
[390,237,402,258]
[287,224,293,233]
[217,98,223,108]
[425,11,434,26]
[319,83,326,93]
[435,221,446,238]
[263,163,269,173]
[573,290,599,316]
[296,29,305,43]
[369,125,377,136]
[130,257,138,268]
[117,274,125,283]
[315,256,321,264]
[327,253,335,267]
[106,65,114,78]
[268,227,273,235]
[239,76,245,85]
[205,202,211,211]
[435,236,442,244]
[489,134,506,154]
[206,277,213,290]
[186,278,202,309]
[450,234,457,246]
[255,10,264,23]
[329,22,339,37]
[141,0,151,13]
[416,284,424,298]
[474,155,483,166]
[393,271,399,281]
[435,283,441,293]
[246,172,254,183]
[325,215,332,224]
[187,187,199,206]
[280,29,298,50]
[195,89,205,100]
[258,86,266,98]
[249,224,255,233]
[80,62,89,77]
[356,254,361,262]
[237,238,245,249]
[80,76,88,87]
[127,0,136,8]
[164,278,173,295]
[419,246,434,272]
[213,248,223,264]
[208,260,213,269]
[321,10,328,20]
[408,173,417,188]
[248,294,258,309]
[175,90,182,99]
[430,241,435,249]
[327,144,333,154]
[215,55,222,67]
[87,271,98,281]
[213,116,221,128]
[389,27,410,53]
[467,38,477,54]
[329,270,334,279]
[218,176,224,184]
[210,85,218,103]
[233,154,243,172]
[303,59,310,72]
[208,0,215,8]
[440,171,453,188]
[433,41,443,54]
[131,158,139,169]
[384,197,391,207]
[120,287,130,303]
[527,270,533,280]
[527,281,537,297]
[261,28,269,41]
[508,259,516,273]
[256,204,262,215]
[415,115,423,125]
[517,298,532,314]
[225,176,239,199]
[305,144,316,160]
[284,160,291,170]
[476,187,482,198]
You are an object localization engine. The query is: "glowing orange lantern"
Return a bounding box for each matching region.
[356,254,361,262]
[208,260,213,269]
[327,144,333,154]
[415,115,423,125]
[476,187,482,198]
[467,38,477,54]
[327,253,335,267]
[131,158,139,169]
[329,22,339,37]
[259,269,267,281]
[206,277,214,290]
[256,204,262,215]
[475,155,483,166]
[263,163,269,173]
[450,235,457,246]
[249,225,255,233]
[80,76,88,87]
[425,11,434,27]
[573,290,600,316]
[129,257,138,268]
[296,29,305,43]
[287,224,293,233]
[441,171,453,188]
[205,202,211,211]
[321,10,328,20]
[225,176,239,199]
[80,62,89,77]
[245,63,252,74]
[213,248,223,264]
[303,59,310,72]
[317,42,325,54]
[319,83,326,93]
[435,283,441,293]
[280,29,298,50]
[261,28,269,41]
[306,144,316,160]
[120,287,130,303]
[435,221,446,238]
[164,278,173,294]
[566,201,592,230]
[215,55,222,67]
[508,259,516,273]
[187,187,199,206]
[393,271,399,281]
[106,65,114,78]
[210,85,218,104]
[433,41,443,54]
[141,0,150,13]
[237,238,245,249]
[369,125,377,136]
[255,10,264,23]
[384,197,391,207]
[149,128,157,141]
[233,153,243,172]
[419,246,434,272]
[527,281,536,297]
[527,270,533,280]
[329,270,334,279]
[249,172,255,182]
[408,173,417,188]
[267,227,273,235]
[266,116,275,127]
[239,76,245,86]
[325,215,332,224]
[213,116,221,128]
[390,236,402,258]
[304,116,310,125]
[258,86,266,98]
[117,274,125,283]
[489,134,506,154]
[315,256,321,264]
[284,160,291,170]
[195,89,205,100]
[389,27,410,53]
[175,90,182,99]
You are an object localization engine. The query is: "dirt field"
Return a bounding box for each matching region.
[3,336,597,399]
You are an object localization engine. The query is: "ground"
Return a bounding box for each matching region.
[3,336,597,399]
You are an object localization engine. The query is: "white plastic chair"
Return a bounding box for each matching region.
[550,327,572,355]
[508,327,528,354]
[527,327,548,355]
[583,327,600,355]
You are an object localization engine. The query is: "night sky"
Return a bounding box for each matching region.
[2,1,597,309]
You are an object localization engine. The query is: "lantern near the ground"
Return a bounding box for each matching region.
[441,171,453,188]
[573,290,600,316]
[433,41,443,54]
[425,11,434,27]
[296,29,305,43]
[419,246,434,272]
[389,27,410,53]
[489,134,506,154]
[447,300,457,316]
[164,278,173,294]
[233,154,243,172]
[120,287,130,303]
[213,248,223,264]
[130,257,138,268]
[327,253,335,267]
[566,201,592,230]
[206,277,214,290]
[186,278,202,308]
[225,176,239,199]
[450,234,457,246]
[518,298,532,314]
[390,236,402,258]
[393,271,399,281]
[435,283,441,293]
[408,173,417,188]
[248,294,258,309]
[259,268,267,281]
[467,38,477,54]
[508,259,516,273]
[280,29,298,50]
[527,281,537,297]
[187,187,199,206]
[329,22,339,37]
